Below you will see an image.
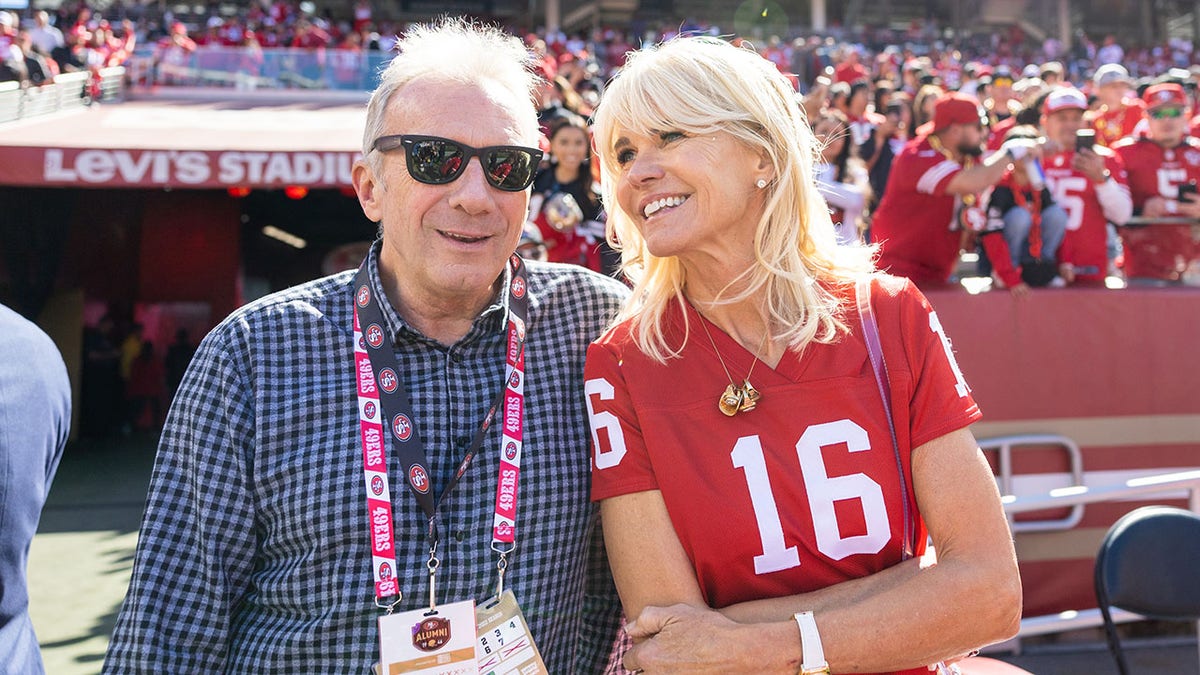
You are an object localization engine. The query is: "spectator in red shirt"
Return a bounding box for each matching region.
[1040,86,1133,285]
[835,46,868,84]
[872,92,1037,288]
[291,18,331,49]
[1088,64,1145,147]
[1113,83,1200,284]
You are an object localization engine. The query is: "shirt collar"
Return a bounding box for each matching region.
[363,239,511,347]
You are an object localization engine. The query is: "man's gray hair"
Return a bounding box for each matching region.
[361,17,540,174]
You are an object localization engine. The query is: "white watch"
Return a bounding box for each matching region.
[794,611,831,675]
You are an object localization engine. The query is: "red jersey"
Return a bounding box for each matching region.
[586,277,980,675]
[835,60,868,84]
[871,136,976,287]
[1042,148,1129,283]
[1091,99,1146,147]
[1112,136,1200,281]
[986,116,1017,152]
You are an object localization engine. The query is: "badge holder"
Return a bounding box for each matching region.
[475,543,548,675]
[378,546,477,675]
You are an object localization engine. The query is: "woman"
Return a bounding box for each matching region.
[529,113,614,273]
[812,108,870,245]
[585,36,1021,674]
[912,83,944,133]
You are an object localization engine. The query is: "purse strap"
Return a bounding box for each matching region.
[855,276,916,561]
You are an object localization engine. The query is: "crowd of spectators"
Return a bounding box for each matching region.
[4,1,1200,284]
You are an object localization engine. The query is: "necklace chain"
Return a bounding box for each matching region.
[697,311,766,417]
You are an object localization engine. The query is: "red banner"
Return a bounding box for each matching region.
[0,146,360,188]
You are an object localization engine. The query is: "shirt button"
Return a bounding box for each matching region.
[450,352,465,364]
[454,531,466,542]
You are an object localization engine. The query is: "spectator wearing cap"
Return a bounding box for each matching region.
[901,57,927,94]
[871,91,1040,288]
[1089,64,1145,147]
[985,65,1019,126]
[1040,61,1064,86]
[1113,82,1200,284]
[1040,86,1133,286]
[0,11,16,61]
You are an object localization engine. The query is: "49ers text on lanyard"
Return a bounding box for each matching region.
[351,253,531,610]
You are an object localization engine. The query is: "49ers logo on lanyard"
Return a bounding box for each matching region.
[408,464,431,494]
[392,413,413,442]
[365,323,385,349]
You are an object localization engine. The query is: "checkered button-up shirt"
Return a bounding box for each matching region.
[104,242,629,673]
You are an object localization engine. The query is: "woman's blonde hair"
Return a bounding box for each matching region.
[590,36,876,363]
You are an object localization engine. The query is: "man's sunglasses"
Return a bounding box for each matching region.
[1149,107,1186,120]
[372,134,543,191]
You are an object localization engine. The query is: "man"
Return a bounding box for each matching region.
[985,65,1019,126]
[1040,86,1133,286]
[872,92,1036,288]
[1113,83,1200,284]
[104,18,627,673]
[1089,63,1145,148]
[0,304,70,675]
[26,10,63,55]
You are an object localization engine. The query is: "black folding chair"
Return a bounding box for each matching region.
[1094,505,1200,674]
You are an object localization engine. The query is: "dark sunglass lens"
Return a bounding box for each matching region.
[410,139,465,183]
[485,149,536,190]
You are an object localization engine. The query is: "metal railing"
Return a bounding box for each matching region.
[124,46,394,92]
[997,469,1200,664]
[0,67,125,124]
[979,434,1086,533]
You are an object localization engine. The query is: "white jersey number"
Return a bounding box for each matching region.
[928,310,970,398]
[732,420,892,574]
[1156,167,1188,199]
[585,378,626,469]
[1047,175,1088,231]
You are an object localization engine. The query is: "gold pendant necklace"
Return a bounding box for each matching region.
[698,314,766,417]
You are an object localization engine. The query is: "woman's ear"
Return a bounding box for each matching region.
[755,149,776,185]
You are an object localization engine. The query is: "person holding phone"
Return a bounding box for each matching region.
[1113,83,1200,284]
[1038,86,1133,286]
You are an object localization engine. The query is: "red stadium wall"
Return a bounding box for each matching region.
[926,287,1200,617]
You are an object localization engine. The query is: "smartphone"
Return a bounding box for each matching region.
[1075,129,1096,153]
[1178,180,1197,201]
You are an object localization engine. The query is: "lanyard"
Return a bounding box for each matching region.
[352,253,531,611]
[1012,187,1044,258]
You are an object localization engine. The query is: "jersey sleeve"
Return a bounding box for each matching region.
[914,155,963,197]
[883,278,983,449]
[585,338,659,501]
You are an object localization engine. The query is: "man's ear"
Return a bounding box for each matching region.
[352,160,383,223]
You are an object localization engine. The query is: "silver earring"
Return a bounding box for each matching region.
[756,179,767,189]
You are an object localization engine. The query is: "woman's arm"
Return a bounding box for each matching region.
[619,427,1021,673]
[602,490,802,674]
